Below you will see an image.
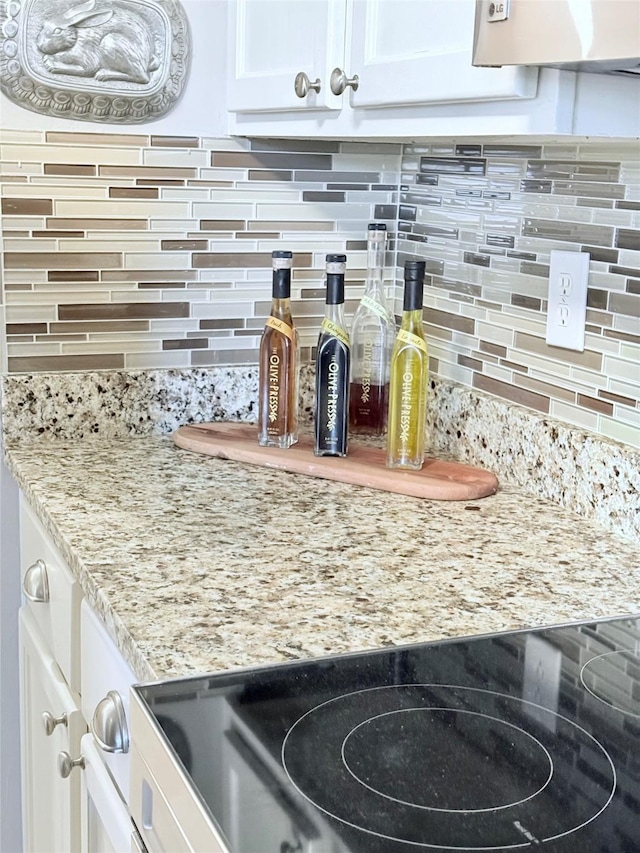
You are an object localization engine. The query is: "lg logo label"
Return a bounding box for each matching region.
[488,0,509,20]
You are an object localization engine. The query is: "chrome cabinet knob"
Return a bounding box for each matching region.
[294,71,321,98]
[23,559,49,603]
[330,67,359,95]
[57,751,85,778]
[91,691,129,754]
[42,711,67,736]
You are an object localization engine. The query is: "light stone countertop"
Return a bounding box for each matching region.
[6,435,640,683]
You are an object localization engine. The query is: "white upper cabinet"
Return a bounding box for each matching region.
[227,0,640,138]
[228,0,535,115]
[348,0,536,107]
[228,0,347,112]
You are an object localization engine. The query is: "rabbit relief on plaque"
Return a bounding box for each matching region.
[0,0,190,122]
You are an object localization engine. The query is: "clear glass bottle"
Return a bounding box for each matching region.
[349,223,395,436]
[386,260,428,470]
[258,251,299,448]
[314,254,350,457]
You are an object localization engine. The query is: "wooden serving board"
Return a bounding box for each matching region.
[173,422,498,502]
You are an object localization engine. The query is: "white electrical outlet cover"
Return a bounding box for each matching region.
[546,250,590,352]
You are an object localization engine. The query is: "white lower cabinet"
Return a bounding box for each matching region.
[18,495,141,853]
[80,600,137,806]
[19,607,86,853]
[80,599,138,851]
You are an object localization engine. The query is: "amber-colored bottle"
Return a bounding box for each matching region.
[258,251,299,448]
[386,260,428,470]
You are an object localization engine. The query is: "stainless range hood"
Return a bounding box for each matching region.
[473,0,640,76]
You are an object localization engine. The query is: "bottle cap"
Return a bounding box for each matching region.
[325,254,346,304]
[367,223,387,245]
[403,260,425,311]
[404,260,426,280]
[272,250,292,270]
[326,253,346,276]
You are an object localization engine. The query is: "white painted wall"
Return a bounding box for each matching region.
[0,454,21,853]
[0,0,230,137]
[0,207,22,850]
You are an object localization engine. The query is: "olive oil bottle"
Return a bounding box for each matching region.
[258,251,299,448]
[349,223,395,436]
[386,260,428,470]
[314,254,350,457]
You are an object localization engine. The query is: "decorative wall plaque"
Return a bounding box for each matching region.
[0,0,190,123]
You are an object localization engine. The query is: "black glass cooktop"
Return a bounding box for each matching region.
[135,615,640,852]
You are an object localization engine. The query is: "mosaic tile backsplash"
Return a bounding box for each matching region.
[0,131,638,448]
[0,130,401,369]
[398,141,639,450]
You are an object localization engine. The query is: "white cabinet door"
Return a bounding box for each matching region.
[19,608,86,853]
[79,734,132,853]
[228,0,347,112]
[348,0,537,107]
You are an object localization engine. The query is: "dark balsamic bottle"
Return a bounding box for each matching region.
[314,254,350,457]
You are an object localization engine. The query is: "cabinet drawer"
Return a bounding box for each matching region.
[81,600,137,804]
[20,498,82,692]
[19,607,86,853]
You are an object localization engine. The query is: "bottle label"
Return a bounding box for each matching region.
[397,328,427,354]
[321,318,350,348]
[399,371,413,443]
[360,337,373,403]
[265,316,294,340]
[360,294,393,322]
[326,355,340,432]
[268,350,281,425]
[315,336,349,456]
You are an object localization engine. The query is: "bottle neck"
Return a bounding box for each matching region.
[272,268,291,300]
[326,271,345,306]
[364,238,385,296]
[400,308,424,334]
[324,301,346,327]
[271,297,293,323]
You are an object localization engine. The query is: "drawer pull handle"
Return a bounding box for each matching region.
[23,559,49,603]
[57,751,85,778]
[91,690,129,754]
[42,711,67,736]
[294,71,321,98]
[330,67,359,95]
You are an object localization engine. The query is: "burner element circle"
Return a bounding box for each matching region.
[580,650,640,718]
[281,684,616,851]
[341,707,553,814]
